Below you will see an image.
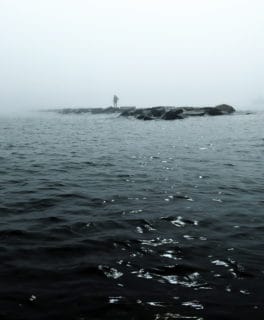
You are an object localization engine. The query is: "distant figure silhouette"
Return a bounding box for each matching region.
[113,95,119,108]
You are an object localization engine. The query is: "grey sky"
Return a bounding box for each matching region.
[0,0,263,110]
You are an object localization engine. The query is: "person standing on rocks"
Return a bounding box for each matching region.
[113,95,119,108]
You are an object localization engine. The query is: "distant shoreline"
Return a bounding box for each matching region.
[44,104,236,120]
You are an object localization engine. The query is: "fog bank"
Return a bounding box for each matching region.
[0,0,264,111]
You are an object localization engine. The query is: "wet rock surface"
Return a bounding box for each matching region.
[45,104,235,120]
[120,104,235,120]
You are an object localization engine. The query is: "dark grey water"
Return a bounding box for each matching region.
[0,111,263,320]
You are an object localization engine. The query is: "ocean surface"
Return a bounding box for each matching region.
[0,110,263,320]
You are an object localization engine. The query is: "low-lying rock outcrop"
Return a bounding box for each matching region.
[120,104,235,120]
[49,106,136,115]
[45,104,235,120]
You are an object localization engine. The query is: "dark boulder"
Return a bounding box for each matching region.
[205,108,223,116]
[149,107,167,117]
[119,109,133,117]
[136,114,153,120]
[119,104,236,120]
[162,109,184,120]
[142,116,153,121]
[215,104,235,114]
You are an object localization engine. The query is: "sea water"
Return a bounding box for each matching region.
[0,111,263,319]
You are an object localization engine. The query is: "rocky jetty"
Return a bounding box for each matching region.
[50,106,136,115]
[120,104,235,120]
[46,104,235,120]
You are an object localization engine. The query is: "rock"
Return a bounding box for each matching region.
[47,104,236,118]
[162,109,184,120]
[142,115,153,121]
[136,113,153,120]
[215,104,235,114]
[148,107,167,117]
[204,107,223,116]
[91,107,121,114]
[120,104,236,120]
[54,106,126,115]
[182,108,206,117]
[120,109,133,117]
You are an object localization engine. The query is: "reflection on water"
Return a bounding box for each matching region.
[0,112,263,319]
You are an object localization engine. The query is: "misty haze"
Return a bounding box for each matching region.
[1,0,264,111]
[0,1,263,320]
